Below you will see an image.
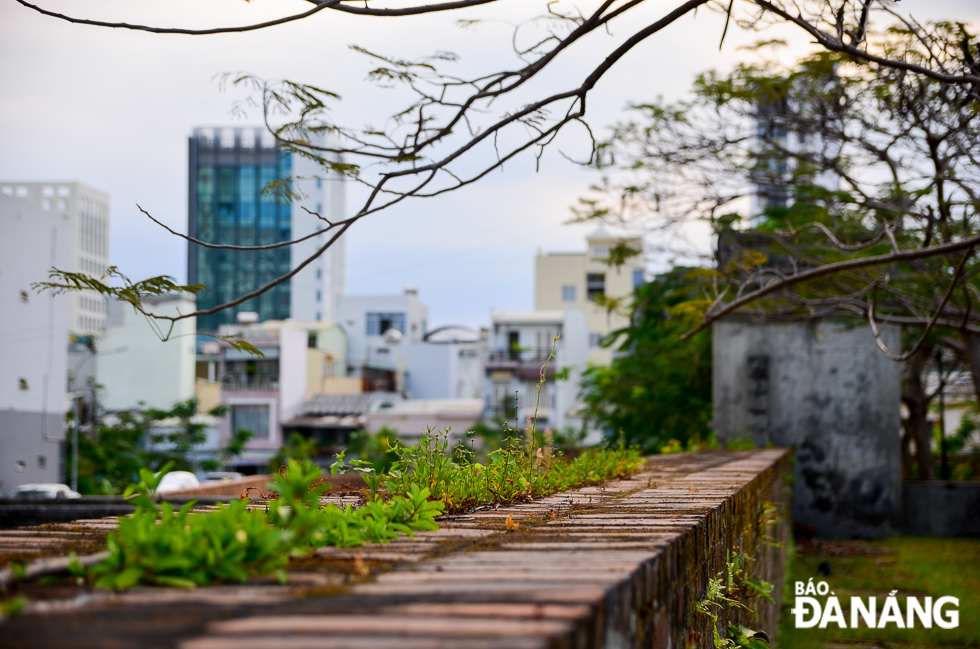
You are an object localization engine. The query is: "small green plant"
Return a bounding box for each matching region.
[0,595,28,620]
[82,459,445,590]
[696,551,773,648]
[382,430,643,514]
[267,432,318,474]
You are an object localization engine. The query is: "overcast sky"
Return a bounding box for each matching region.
[2,0,978,328]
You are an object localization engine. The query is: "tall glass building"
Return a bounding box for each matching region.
[188,127,346,332]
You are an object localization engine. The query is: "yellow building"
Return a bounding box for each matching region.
[534,228,645,366]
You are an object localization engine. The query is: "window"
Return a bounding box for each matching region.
[232,404,270,440]
[15,186,27,197]
[315,268,322,279]
[592,244,609,258]
[42,186,54,197]
[589,333,604,348]
[316,203,322,214]
[58,187,70,197]
[315,290,322,302]
[366,312,406,335]
[315,311,321,322]
[308,333,318,348]
[0,187,12,196]
[561,285,576,303]
[633,269,645,289]
[586,273,605,300]
[316,178,322,189]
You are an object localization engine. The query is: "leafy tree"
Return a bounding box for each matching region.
[68,398,250,494]
[576,22,980,475]
[580,268,713,453]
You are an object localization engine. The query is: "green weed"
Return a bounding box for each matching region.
[84,459,443,590]
[79,432,642,590]
[381,430,643,514]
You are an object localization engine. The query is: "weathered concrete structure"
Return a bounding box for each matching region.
[713,320,902,537]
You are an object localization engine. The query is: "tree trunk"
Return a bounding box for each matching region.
[905,348,936,480]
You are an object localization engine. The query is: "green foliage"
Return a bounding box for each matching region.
[725,624,770,649]
[0,595,28,620]
[726,436,757,451]
[267,432,318,474]
[32,266,204,312]
[69,398,247,495]
[580,268,712,453]
[696,551,774,649]
[945,402,980,456]
[80,428,644,590]
[661,436,720,455]
[345,426,402,473]
[31,265,263,357]
[381,431,643,515]
[85,459,445,590]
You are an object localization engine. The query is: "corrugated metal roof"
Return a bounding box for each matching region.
[296,393,378,417]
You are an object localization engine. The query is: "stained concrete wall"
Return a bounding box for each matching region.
[713,320,902,537]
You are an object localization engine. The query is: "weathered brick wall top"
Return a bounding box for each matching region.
[2,449,791,649]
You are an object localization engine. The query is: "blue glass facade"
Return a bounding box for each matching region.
[188,129,292,331]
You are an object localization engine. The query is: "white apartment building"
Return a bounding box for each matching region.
[0,181,110,336]
[0,194,69,493]
[97,294,198,412]
[485,309,588,432]
[535,228,646,365]
[338,287,429,383]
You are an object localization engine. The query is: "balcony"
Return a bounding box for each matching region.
[221,377,279,391]
[486,347,560,365]
[485,348,560,379]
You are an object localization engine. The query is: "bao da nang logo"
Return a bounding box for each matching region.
[792,580,959,629]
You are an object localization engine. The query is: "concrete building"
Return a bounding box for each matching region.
[198,319,348,471]
[401,336,485,401]
[337,288,486,400]
[485,309,588,432]
[187,127,346,332]
[97,294,198,412]
[338,287,429,389]
[712,320,902,537]
[0,194,69,494]
[0,181,110,336]
[535,228,645,365]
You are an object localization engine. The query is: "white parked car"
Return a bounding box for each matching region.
[155,471,201,494]
[12,483,81,500]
